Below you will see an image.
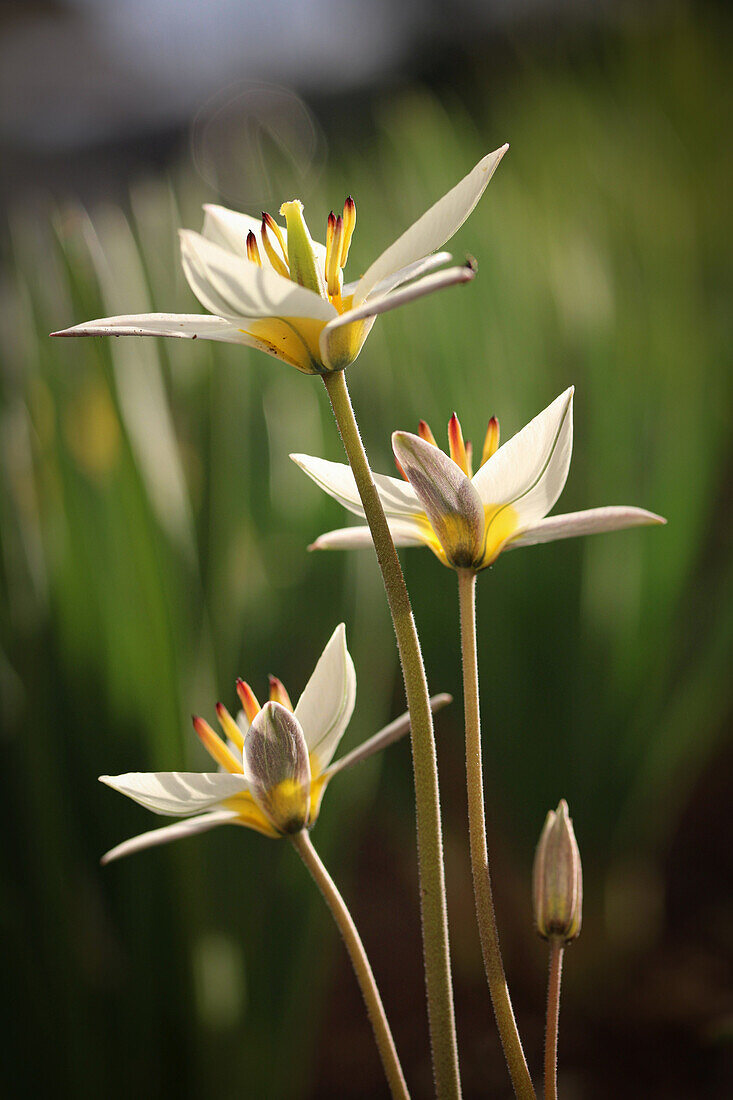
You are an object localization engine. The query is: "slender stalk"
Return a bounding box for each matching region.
[322,369,461,1100]
[457,568,535,1099]
[543,941,563,1100]
[291,830,410,1100]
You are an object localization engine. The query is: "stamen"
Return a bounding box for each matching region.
[193,716,244,773]
[261,215,290,278]
[268,675,293,711]
[325,214,344,298]
[448,413,470,475]
[236,679,261,725]
[340,196,356,268]
[326,211,336,256]
[246,230,262,266]
[418,420,438,447]
[262,211,288,261]
[481,416,500,465]
[215,702,245,751]
[465,440,474,478]
[395,455,410,481]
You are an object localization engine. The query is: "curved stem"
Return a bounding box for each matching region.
[322,369,461,1100]
[457,568,535,1099]
[291,830,410,1100]
[544,941,563,1100]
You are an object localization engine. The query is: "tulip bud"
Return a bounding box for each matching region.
[532,799,582,943]
[243,702,311,834]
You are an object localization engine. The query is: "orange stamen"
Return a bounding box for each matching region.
[481,416,500,466]
[418,420,438,447]
[193,716,244,773]
[261,215,289,278]
[268,675,293,711]
[236,679,261,725]
[326,214,344,298]
[215,702,245,751]
[395,455,409,481]
[261,211,288,260]
[340,196,356,268]
[448,413,470,475]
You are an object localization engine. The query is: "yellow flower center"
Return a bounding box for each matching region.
[239,196,364,374]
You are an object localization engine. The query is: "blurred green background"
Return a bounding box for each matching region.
[1,3,731,1097]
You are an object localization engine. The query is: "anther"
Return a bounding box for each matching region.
[246,230,262,266]
[481,417,500,466]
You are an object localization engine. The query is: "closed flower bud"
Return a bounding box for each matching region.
[532,799,582,944]
[243,702,311,834]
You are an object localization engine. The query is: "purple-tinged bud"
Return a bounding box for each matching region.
[243,702,311,834]
[532,800,582,943]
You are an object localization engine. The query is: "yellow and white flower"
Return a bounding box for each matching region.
[100,624,448,863]
[51,147,508,374]
[292,388,666,571]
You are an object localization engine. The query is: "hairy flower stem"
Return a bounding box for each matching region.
[457,568,535,1099]
[291,830,410,1099]
[322,369,461,1100]
[543,941,563,1100]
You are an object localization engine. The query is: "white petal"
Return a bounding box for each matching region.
[201,205,263,255]
[51,312,257,345]
[472,388,574,527]
[353,146,508,305]
[322,264,475,341]
[325,693,452,779]
[290,453,423,519]
[342,251,452,300]
[308,519,426,551]
[101,810,238,865]
[507,506,666,549]
[99,772,249,816]
[179,231,336,322]
[294,624,356,770]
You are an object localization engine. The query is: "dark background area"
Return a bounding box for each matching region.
[1,1,731,1096]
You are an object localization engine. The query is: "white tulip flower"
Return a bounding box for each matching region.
[52,147,508,374]
[100,624,449,862]
[293,388,666,571]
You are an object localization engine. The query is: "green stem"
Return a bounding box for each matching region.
[291,830,410,1100]
[543,941,563,1100]
[457,568,535,1099]
[322,369,461,1100]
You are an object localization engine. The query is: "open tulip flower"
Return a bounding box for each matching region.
[52,146,508,375]
[293,388,666,571]
[101,624,447,863]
